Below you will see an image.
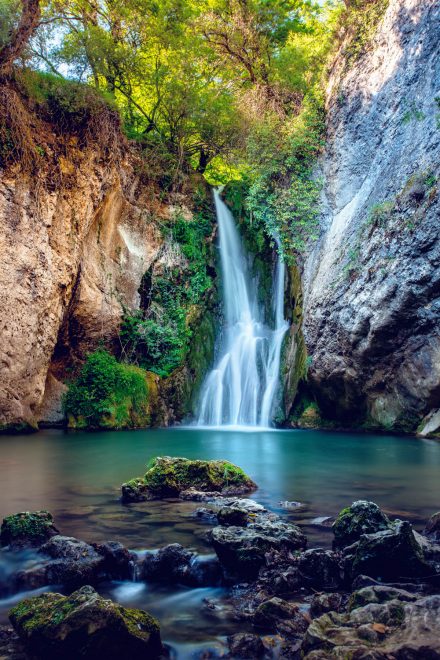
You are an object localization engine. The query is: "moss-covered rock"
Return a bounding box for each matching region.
[121,456,257,502]
[9,585,162,660]
[1,511,59,549]
[333,501,392,549]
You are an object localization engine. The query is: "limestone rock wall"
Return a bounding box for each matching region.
[302,0,440,432]
[0,149,165,430]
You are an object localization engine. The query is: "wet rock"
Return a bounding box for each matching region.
[333,501,391,549]
[309,516,335,528]
[344,520,432,581]
[121,456,256,502]
[211,521,307,580]
[180,488,222,501]
[1,512,59,549]
[227,632,265,658]
[309,593,344,618]
[142,543,222,587]
[349,585,417,610]
[217,507,249,527]
[92,541,135,580]
[424,511,440,542]
[40,535,104,588]
[302,594,440,658]
[253,597,309,639]
[298,549,342,590]
[9,585,162,660]
[0,626,27,660]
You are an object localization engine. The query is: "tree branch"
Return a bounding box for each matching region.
[0,0,42,77]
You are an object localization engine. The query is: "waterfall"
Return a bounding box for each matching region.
[197,189,289,428]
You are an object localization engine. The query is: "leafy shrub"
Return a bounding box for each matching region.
[63,350,151,429]
[235,93,325,261]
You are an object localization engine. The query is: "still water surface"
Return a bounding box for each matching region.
[0,427,439,654]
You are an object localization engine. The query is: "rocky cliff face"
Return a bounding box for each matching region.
[0,131,215,431]
[301,0,440,433]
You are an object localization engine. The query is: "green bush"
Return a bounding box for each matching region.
[63,350,151,429]
[233,93,325,262]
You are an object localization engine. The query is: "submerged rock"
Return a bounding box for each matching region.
[121,456,256,502]
[344,520,432,582]
[332,501,391,549]
[211,520,306,579]
[142,543,222,587]
[9,585,162,660]
[1,512,59,549]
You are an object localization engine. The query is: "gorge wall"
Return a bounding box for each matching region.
[300,0,440,434]
[0,122,217,431]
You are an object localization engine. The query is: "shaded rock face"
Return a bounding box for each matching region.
[0,135,217,431]
[301,0,440,431]
[9,585,162,660]
[142,544,222,587]
[333,500,392,549]
[344,520,432,582]
[0,151,161,430]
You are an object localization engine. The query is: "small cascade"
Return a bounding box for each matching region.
[197,190,288,428]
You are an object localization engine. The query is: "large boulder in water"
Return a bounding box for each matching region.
[9,585,162,660]
[211,520,306,579]
[1,512,59,549]
[344,520,432,582]
[332,501,391,549]
[39,536,104,588]
[121,456,256,502]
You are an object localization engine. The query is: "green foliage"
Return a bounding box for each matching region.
[120,203,215,376]
[0,0,20,49]
[242,93,326,260]
[367,200,395,228]
[63,350,150,429]
[342,0,390,65]
[18,70,118,130]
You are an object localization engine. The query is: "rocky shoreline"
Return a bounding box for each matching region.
[1,459,440,658]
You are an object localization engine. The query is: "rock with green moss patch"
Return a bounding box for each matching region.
[333,501,391,549]
[1,512,59,549]
[9,585,162,660]
[121,456,256,502]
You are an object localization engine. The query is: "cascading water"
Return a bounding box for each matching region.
[197,189,289,428]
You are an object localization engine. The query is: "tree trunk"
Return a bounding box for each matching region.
[0,0,41,77]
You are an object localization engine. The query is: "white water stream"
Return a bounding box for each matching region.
[197,190,289,428]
